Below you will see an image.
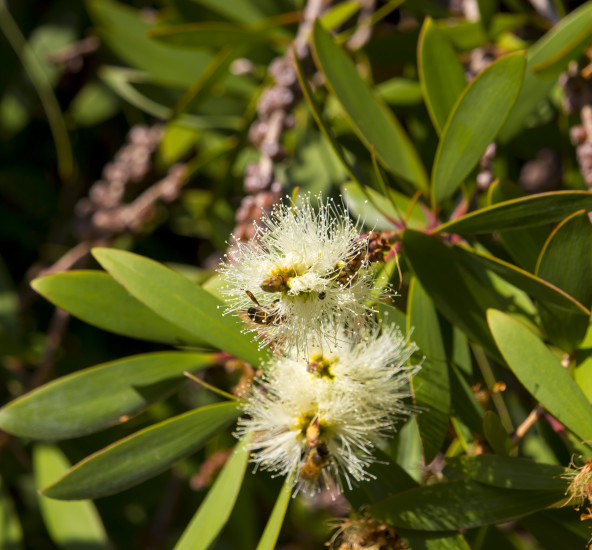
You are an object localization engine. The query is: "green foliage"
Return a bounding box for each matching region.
[2,0,592,548]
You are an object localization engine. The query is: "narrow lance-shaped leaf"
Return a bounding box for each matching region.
[87,0,213,88]
[500,1,592,141]
[92,248,266,366]
[34,445,109,548]
[446,455,567,491]
[31,271,204,346]
[487,180,549,272]
[435,191,592,235]
[399,529,471,550]
[312,20,428,191]
[455,245,590,315]
[174,437,250,550]
[41,401,240,500]
[487,309,592,442]
[408,278,450,464]
[0,352,213,440]
[535,210,592,352]
[255,472,294,550]
[418,17,466,135]
[482,411,511,456]
[370,479,564,531]
[402,229,502,358]
[148,23,282,49]
[431,52,526,205]
[293,47,361,187]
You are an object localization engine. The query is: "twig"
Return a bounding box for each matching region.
[511,403,545,448]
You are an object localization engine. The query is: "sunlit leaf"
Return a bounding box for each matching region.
[174,438,250,550]
[455,245,590,315]
[41,402,240,500]
[32,271,203,345]
[0,352,213,440]
[34,445,109,548]
[255,472,294,550]
[92,248,265,366]
[436,191,592,235]
[488,309,592,442]
[536,210,592,351]
[418,17,466,135]
[312,21,428,191]
[431,52,526,205]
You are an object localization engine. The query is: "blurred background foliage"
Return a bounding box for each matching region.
[3,0,592,548]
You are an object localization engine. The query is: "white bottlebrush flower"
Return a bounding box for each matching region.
[220,195,377,354]
[236,325,419,496]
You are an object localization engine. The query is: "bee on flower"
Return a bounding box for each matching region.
[220,194,378,354]
[235,325,419,496]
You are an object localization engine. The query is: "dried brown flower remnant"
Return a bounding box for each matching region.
[328,516,409,550]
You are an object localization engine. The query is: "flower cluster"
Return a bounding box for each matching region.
[220,195,419,495]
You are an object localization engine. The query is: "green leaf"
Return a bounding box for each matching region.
[87,0,213,88]
[455,245,590,315]
[0,352,213,440]
[436,191,592,235]
[149,23,281,49]
[293,47,360,188]
[487,310,592,442]
[347,451,418,508]
[488,180,549,272]
[42,402,240,500]
[403,229,502,357]
[92,248,265,366]
[449,365,485,437]
[500,2,592,141]
[399,530,471,550]
[100,66,241,129]
[342,182,426,231]
[189,0,277,25]
[408,278,450,464]
[312,21,428,191]
[66,80,119,128]
[536,211,592,351]
[417,17,466,135]
[530,2,592,79]
[483,411,511,456]
[370,479,563,531]
[320,1,361,31]
[255,472,294,550]
[431,52,526,205]
[521,510,591,548]
[31,271,204,346]
[446,455,567,491]
[34,445,109,548]
[0,476,23,549]
[174,438,250,550]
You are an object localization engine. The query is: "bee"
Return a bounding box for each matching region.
[335,247,367,287]
[238,290,285,326]
[299,442,331,484]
